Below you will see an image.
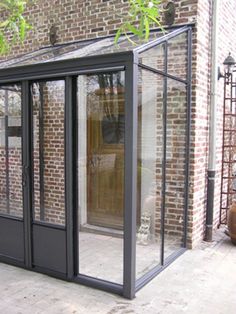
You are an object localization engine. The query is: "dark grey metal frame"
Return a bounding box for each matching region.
[0,86,22,215]
[38,82,45,220]
[134,27,192,293]
[0,25,192,299]
[4,89,10,214]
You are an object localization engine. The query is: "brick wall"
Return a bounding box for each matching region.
[189,0,236,247]
[0,0,197,58]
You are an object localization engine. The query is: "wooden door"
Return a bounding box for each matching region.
[87,81,125,229]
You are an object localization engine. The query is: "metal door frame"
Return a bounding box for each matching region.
[0,83,25,266]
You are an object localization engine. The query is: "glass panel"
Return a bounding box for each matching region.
[138,43,165,72]
[91,32,163,57]
[2,41,94,69]
[31,81,65,226]
[0,85,23,217]
[136,69,163,279]
[0,31,164,69]
[164,79,187,260]
[168,32,188,80]
[77,71,125,284]
[0,47,61,69]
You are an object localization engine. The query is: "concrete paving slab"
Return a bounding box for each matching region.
[0,227,235,314]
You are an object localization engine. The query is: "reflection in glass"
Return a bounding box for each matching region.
[31,81,65,226]
[139,43,165,72]
[77,72,125,284]
[168,32,188,80]
[0,85,22,217]
[136,69,163,279]
[164,79,187,259]
[0,32,164,69]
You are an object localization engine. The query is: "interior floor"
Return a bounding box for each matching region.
[78,231,182,284]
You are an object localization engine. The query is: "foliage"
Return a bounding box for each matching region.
[0,0,164,54]
[115,0,164,45]
[0,0,32,54]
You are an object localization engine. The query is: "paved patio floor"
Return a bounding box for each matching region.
[0,227,236,314]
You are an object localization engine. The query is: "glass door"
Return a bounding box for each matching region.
[0,84,24,262]
[30,80,67,274]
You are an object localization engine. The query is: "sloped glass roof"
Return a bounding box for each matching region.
[0,31,165,69]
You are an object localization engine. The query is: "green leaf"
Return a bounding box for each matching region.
[0,0,32,54]
[144,16,149,41]
[19,18,26,41]
[114,28,122,44]
[114,0,165,46]
[127,24,141,36]
[0,20,9,28]
[124,32,138,46]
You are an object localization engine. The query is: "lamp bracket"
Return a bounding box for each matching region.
[164,2,175,26]
[218,66,224,80]
[49,25,57,46]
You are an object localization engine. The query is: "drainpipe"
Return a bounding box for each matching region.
[205,0,219,241]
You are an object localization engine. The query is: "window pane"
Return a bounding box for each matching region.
[136,69,163,279]
[0,32,164,69]
[0,85,23,217]
[168,32,188,81]
[32,81,65,226]
[164,79,187,260]
[139,43,165,72]
[77,72,125,284]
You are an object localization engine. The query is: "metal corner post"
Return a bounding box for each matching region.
[65,76,75,279]
[184,28,192,247]
[123,55,138,299]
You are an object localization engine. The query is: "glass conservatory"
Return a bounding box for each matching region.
[0,25,192,299]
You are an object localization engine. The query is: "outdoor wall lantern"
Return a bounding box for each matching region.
[219,53,236,82]
[224,53,236,75]
[223,53,236,81]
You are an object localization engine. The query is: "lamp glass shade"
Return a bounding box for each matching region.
[223,53,236,74]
